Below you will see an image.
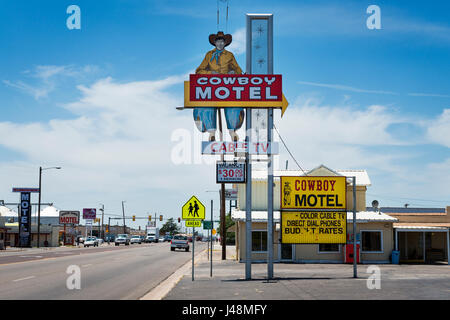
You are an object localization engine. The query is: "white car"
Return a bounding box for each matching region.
[84,236,99,247]
[159,237,165,242]
[130,235,142,244]
[96,238,104,245]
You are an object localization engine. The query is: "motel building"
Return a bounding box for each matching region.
[231,165,450,265]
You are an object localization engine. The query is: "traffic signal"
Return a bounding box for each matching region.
[148,215,151,221]
[178,217,181,223]
[159,215,163,221]
[132,215,135,221]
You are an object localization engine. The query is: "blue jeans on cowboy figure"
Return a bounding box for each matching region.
[193,107,244,141]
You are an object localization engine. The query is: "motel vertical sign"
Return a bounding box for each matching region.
[19,192,32,247]
[12,187,40,248]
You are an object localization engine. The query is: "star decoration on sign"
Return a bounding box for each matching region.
[256,25,265,35]
[257,58,266,67]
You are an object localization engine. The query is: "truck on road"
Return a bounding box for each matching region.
[146,227,160,243]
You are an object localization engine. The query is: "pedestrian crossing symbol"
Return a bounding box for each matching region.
[182,196,205,220]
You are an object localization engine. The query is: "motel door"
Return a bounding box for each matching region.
[280,243,294,261]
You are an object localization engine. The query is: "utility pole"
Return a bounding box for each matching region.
[122,201,126,234]
[100,204,105,239]
[217,109,226,260]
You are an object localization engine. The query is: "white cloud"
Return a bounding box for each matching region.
[3,65,99,100]
[0,74,222,220]
[0,74,448,220]
[427,109,450,147]
[228,28,246,56]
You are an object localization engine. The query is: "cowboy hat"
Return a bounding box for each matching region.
[209,31,232,47]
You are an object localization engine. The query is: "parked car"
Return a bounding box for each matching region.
[196,235,202,241]
[130,235,142,244]
[115,234,130,246]
[84,236,99,247]
[76,235,85,244]
[96,237,104,245]
[171,234,189,252]
[187,236,193,243]
[159,237,165,242]
[139,235,146,242]
[145,235,156,243]
[164,235,172,242]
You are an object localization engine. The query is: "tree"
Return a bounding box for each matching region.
[217,213,235,245]
[160,218,180,236]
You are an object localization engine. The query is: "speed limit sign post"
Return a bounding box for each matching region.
[216,161,246,184]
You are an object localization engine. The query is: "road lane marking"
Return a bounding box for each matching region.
[81,264,92,267]
[13,276,35,282]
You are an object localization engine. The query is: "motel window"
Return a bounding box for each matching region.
[252,231,267,252]
[361,231,383,253]
[318,244,340,253]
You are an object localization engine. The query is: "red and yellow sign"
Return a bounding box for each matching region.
[281,211,347,244]
[280,176,347,210]
[184,74,289,116]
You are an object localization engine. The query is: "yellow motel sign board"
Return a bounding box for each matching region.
[280,176,347,210]
[185,220,202,228]
[281,211,347,244]
[182,196,205,220]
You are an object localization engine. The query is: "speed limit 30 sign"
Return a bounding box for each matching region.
[216,162,246,183]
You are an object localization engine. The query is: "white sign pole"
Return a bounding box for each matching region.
[192,227,195,281]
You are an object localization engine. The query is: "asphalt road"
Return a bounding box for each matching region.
[0,242,207,300]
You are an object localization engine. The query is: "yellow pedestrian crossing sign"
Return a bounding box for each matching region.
[182,196,205,220]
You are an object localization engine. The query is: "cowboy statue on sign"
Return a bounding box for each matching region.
[194,31,244,142]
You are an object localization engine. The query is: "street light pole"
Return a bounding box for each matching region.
[100,204,105,239]
[37,166,61,248]
[37,167,42,248]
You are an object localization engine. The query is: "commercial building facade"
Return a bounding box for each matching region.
[232,165,402,264]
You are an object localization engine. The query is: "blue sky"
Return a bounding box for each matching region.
[0,0,449,230]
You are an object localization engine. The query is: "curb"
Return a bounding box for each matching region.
[140,248,209,300]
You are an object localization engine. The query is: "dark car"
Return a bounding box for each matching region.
[163,235,172,242]
[105,234,115,242]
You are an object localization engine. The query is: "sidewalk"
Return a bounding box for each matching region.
[163,245,450,300]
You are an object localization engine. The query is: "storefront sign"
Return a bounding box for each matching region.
[18,192,31,247]
[12,187,40,193]
[83,208,96,220]
[224,189,238,200]
[217,162,246,183]
[281,211,347,244]
[59,211,80,225]
[184,74,288,115]
[280,176,347,210]
[202,141,278,155]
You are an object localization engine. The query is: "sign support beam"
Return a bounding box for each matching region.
[245,14,252,281]
[267,14,274,280]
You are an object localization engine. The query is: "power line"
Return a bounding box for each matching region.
[273,123,308,175]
